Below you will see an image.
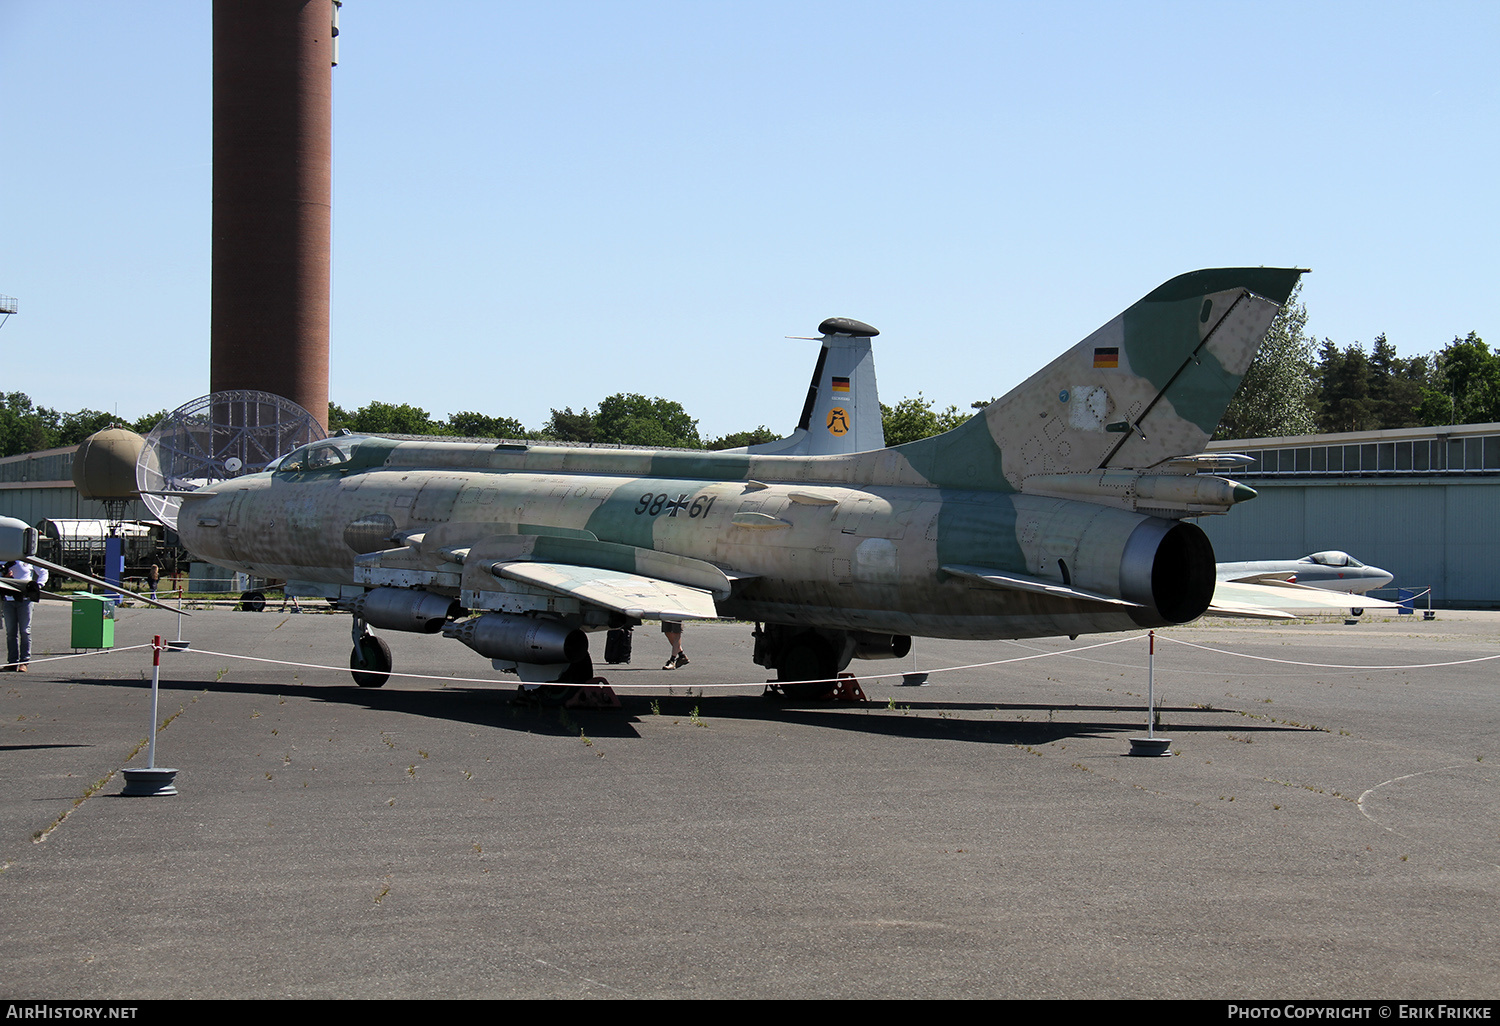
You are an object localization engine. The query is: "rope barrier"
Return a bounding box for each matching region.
[12,628,1497,688]
[3,643,154,671]
[1156,633,1500,670]
[177,633,1149,689]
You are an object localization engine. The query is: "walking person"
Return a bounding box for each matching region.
[2,560,48,672]
[661,620,688,670]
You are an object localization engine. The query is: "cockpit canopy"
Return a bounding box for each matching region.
[270,438,359,474]
[1301,550,1365,568]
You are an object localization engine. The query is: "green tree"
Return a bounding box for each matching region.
[56,408,117,445]
[1365,334,1429,430]
[542,406,596,443]
[1217,283,1318,439]
[445,411,529,439]
[342,401,442,435]
[593,394,702,448]
[131,409,170,436]
[881,393,966,447]
[1420,332,1500,425]
[707,426,778,450]
[1316,340,1375,432]
[1,392,54,456]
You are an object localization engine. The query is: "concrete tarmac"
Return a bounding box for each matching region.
[2,602,1496,999]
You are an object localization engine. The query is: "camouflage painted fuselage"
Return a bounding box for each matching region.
[178,267,1304,649]
[183,440,1196,640]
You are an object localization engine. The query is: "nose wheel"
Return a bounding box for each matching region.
[350,632,392,688]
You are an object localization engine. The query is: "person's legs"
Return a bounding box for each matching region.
[14,600,32,666]
[661,621,685,669]
[4,600,32,668]
[2,602,17,667]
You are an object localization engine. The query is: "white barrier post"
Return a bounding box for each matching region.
[1129,630,1172,756]
[121,635,179,795]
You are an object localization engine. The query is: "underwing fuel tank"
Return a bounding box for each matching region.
[350,587,462,634]
[443,613,589,665]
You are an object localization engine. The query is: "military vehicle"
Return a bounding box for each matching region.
[167,267,1310,693]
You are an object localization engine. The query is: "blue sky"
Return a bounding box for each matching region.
[3,0,1496,438]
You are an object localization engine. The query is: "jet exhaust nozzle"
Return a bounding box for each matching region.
[1119,519,1217,625]
[850,632,913,660]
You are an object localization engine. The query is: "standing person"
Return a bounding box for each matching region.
[2,560,48,672]
[661,620,688,670]
[148,563,161,600]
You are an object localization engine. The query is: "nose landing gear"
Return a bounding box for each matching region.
[350,619,392,688]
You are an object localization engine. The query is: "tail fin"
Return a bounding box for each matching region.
[891,268,1305,490]
[737,317,886,455]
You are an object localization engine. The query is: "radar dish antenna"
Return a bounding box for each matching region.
[135,391,326,530]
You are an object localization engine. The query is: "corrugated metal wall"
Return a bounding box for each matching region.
[0,488,152,526]
[1198,479,1499,608]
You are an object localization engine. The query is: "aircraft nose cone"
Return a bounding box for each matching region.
[177,492,231,562]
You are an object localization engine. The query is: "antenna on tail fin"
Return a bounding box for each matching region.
[730,318,886,456]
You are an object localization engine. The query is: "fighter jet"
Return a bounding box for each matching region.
[1217,551,1394,595]
[1206,549,1398,618]
[167,267,1309,694]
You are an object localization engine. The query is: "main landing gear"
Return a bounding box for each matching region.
[774,632,842,700]
[752,624,849,700]
[350,620,392,688]
[753,623,906,701]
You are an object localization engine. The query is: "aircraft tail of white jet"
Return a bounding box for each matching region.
[732,317,885,456]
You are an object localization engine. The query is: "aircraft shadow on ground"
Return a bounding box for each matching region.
[52,674,1305,746]
[2,742,93,754]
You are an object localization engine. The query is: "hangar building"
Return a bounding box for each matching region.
[1202,421,1500,609]
[0,445,150,525]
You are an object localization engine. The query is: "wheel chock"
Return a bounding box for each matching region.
[832,673,867,702]
[564,680,621,709]
[512,680,621,709]
[762,674,866,702]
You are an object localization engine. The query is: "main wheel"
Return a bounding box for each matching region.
[775,634,838,700]
[240,590,266,612]
[350,635,393,688]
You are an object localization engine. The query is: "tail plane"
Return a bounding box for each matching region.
[890,268,1306,494]
[733,317,886,456]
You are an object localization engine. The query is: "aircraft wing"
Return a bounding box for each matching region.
[495,562,719,621]
[1209,580,1400,618]
[0,581,72,602]
[1219,570,1298,585]
[0,559,186,613]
